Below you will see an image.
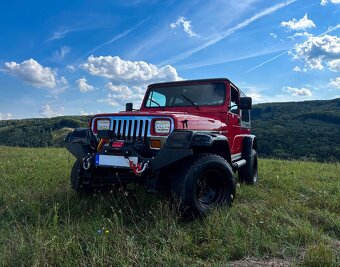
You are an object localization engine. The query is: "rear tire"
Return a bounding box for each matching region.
[71,160,92,194]
[238,149,258,185]
[171,153,236,217]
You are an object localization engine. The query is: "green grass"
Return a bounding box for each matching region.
[0,146,339,266]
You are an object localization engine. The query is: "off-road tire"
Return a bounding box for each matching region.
[171,153,236,217]
[238,149,258,185]
[71,160,92,194]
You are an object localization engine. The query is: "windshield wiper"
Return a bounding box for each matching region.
[147,98,164,110]
[181,94,199,109]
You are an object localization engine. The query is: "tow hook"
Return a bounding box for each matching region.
[127,158,149,176]
[83,154,92,170]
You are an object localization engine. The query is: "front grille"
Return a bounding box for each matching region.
[111,117,151,141]
[93,115,174,144]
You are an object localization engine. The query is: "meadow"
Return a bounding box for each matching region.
[0,146,339,266]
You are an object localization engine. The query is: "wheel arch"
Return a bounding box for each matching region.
[192,132,232,164]
[241,135,257,158]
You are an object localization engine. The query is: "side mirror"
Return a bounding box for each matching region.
[126,103,133,111]
[239,97,252,109]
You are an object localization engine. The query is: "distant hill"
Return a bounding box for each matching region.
[0,98,339,161]
[251,98,340,162]
[0,116,90,147]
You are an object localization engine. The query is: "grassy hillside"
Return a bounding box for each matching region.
[0,98,339,161]
[0,147,339,266]
[251,98,340,162]
[0,116,89,147]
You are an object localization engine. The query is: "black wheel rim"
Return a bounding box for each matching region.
[196,169,227,209]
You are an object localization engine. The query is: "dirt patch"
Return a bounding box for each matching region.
[228,257,292,267]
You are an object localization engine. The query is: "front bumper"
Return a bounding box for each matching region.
[65,128,193,174]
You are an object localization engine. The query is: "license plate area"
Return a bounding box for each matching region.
[95,155,137,168]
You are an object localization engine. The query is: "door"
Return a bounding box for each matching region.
[227,85,242,155]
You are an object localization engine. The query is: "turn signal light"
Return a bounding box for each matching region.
[150,139,161,149]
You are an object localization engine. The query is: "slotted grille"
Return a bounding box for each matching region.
[111,117,150,141]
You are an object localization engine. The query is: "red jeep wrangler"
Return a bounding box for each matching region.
[65,78,258,216]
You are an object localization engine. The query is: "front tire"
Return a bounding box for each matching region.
[238,149,258,185]
[171,154,236,217]
[70,160,92,194]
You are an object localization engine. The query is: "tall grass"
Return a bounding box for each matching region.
[0,146,339,266]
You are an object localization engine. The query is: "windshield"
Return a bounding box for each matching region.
[145,83,226,108]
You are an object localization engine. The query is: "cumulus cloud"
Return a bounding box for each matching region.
[283,86,312,96]
[327,59,340,72]
[321,0,340,6]
[76,77,94,93]
[292,34,340,71]
[329,77,340,89]
[82,55,181,84]
[99,82,145,107]
[170,16,198,37]
[293,66,302,72]
[288,31,313,40]
[281,14,316,31]
[0,112,13,120]
[39,104,63,118]
[82,56,180,108]
[3,58,68,90]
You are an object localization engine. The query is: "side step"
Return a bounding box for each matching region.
[232,159,246,169]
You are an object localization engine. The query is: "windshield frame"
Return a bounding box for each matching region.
[143,82,227,109]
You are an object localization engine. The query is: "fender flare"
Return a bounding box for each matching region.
[241,135,257,159]
[164,131,231,163]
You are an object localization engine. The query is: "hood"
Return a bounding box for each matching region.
[92,110,226,132]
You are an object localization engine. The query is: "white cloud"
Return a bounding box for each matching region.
[52,46,71,62]
[270,33,278,39]
[288,31,313,40]
[0,112,13,120]
[39,104,63,118]
[82,55,181,84]
[76,77,94,93]
[82,56,180,109]
[47,28,73,42]
[3,58,68,91]
[327,59,340,72]
[321,0,340,6]
[293,66,302,72]
[105,83,132,95]
[66,65,76,72]
[283,86,312,96]
[170,16,198,38]
[100,82,145,107]
[281,14,316,31]
[4,59,56,88]
[293,34,340,71]
[329,77,340,89]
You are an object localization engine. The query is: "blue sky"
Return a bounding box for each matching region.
[0,0,339,119]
